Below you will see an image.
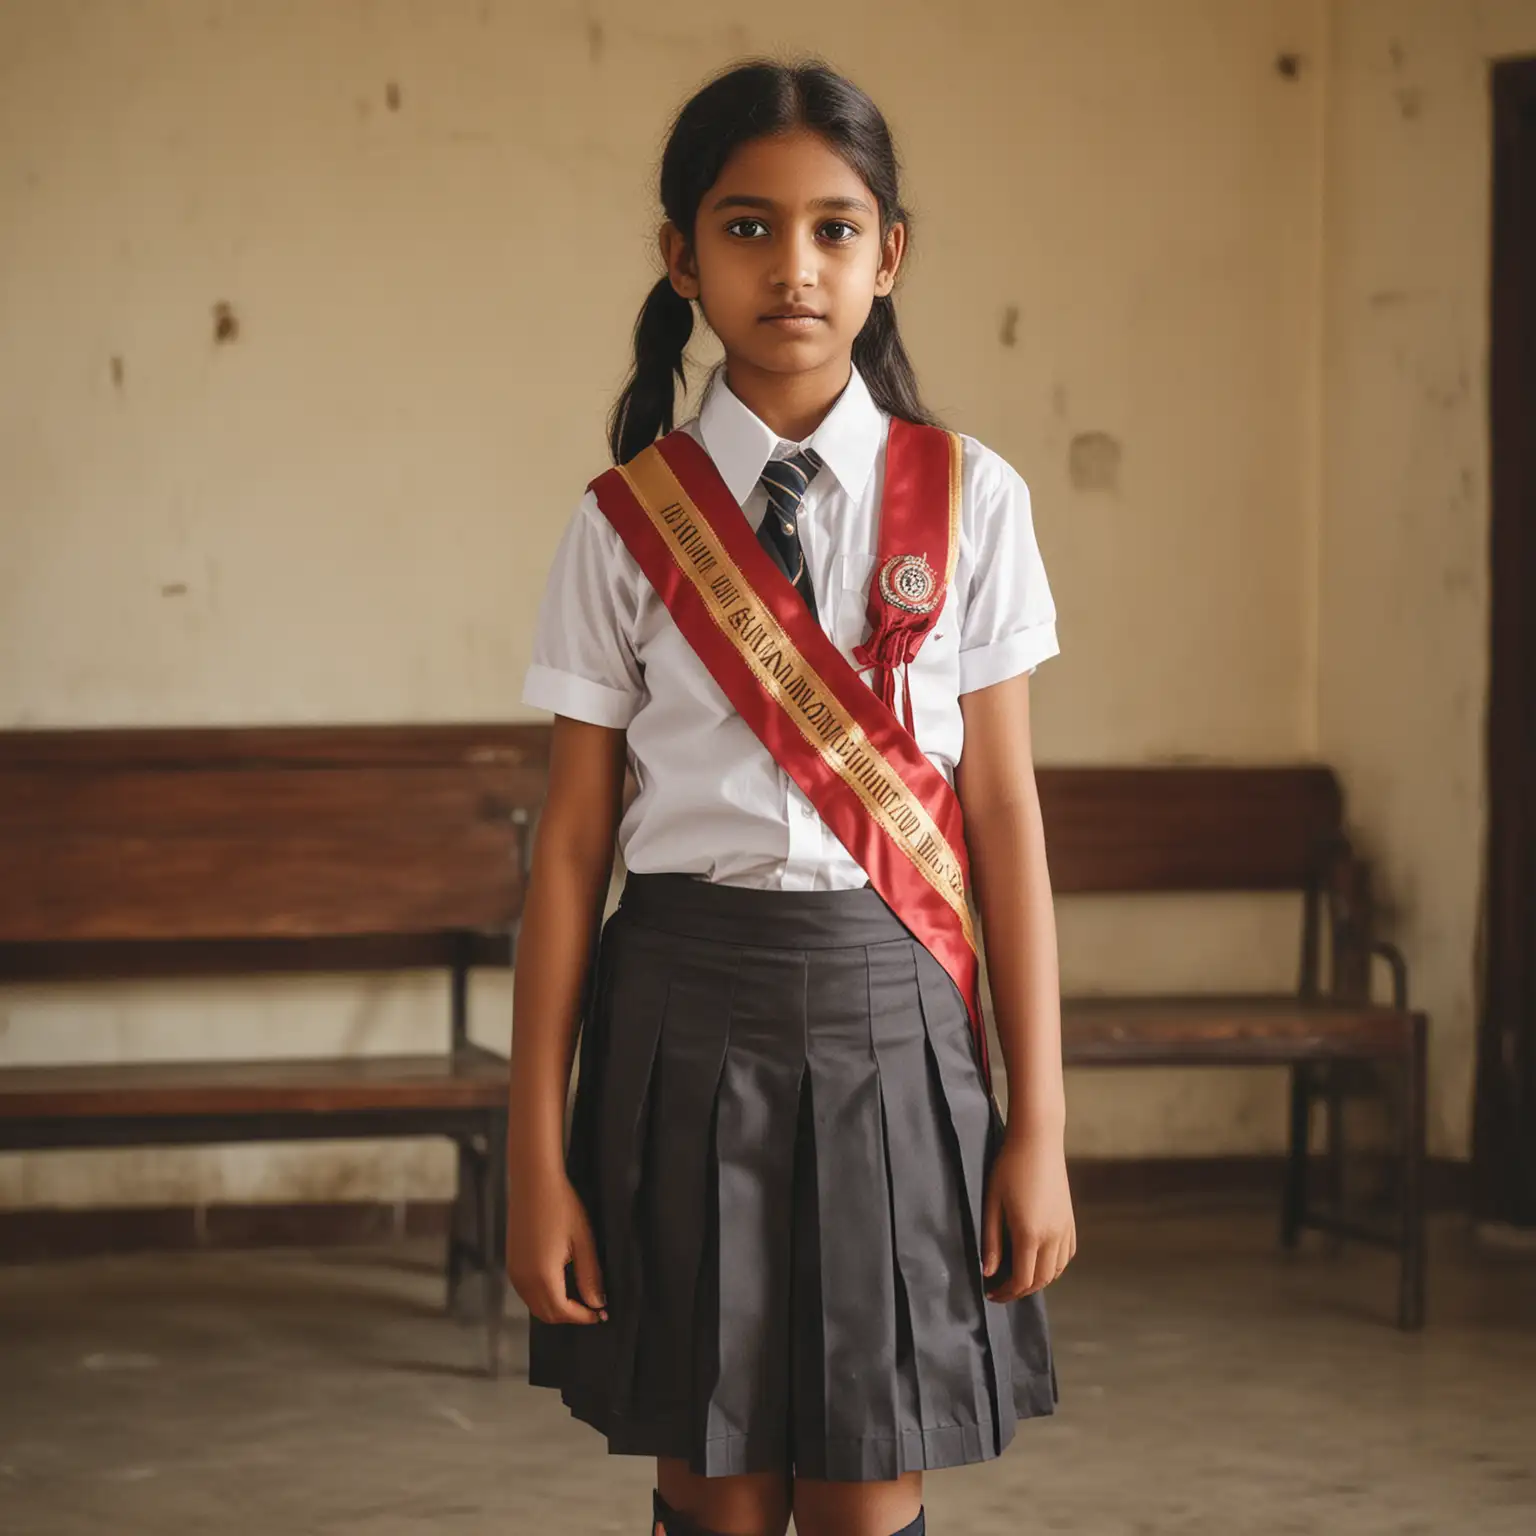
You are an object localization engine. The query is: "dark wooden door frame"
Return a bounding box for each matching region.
[1478,56,1536,1227]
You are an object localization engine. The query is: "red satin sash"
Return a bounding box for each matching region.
[589,424,991,1084]
[854,419,963,731]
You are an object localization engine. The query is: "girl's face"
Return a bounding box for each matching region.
[663,129,905,385]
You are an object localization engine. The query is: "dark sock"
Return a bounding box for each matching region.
[889,1509,926,1536]
[652,1489,724,1536]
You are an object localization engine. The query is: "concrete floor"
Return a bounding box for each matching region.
[0,1207,1532,1536]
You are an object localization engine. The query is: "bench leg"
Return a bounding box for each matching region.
[1398,1018,1428,1331]
[1282,1062,1312,1249]
[482,1115,509,1377]
[446,1137,473,1315]
[1324,1067,1348,1256]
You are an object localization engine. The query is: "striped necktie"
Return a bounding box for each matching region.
[758,447,823,620]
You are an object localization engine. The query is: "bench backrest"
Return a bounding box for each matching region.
[0,725,548,948]
[3,732,1343,942]
[1035,766,1346,894]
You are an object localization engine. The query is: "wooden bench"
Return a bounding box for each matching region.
[1,734,1426,1344]
[0,724,549,1374]
[1041,766,1428,1329]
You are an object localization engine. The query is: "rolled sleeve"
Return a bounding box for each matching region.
[521,663,639,728]
[519,491,645,728]
[958,623,1060,694]
[957,443,1059,695]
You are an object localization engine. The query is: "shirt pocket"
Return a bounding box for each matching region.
[833,552,958,668]
[832,553,878,657]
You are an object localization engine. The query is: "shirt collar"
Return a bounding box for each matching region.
[697,365,886,507]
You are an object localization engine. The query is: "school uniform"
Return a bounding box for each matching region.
[522,365,1060,1481]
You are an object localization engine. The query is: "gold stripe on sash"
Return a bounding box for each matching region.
[944,431,963,590]
[619,447,977,952]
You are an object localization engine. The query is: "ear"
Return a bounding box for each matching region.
[875,221,907,299]
[659,221,700,301]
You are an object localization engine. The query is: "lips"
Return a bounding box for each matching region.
[761,309,826,327]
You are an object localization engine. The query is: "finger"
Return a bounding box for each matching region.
[1032,1236,1070,1294]
[535,1282,602,1327]
[570,1225,609,1321]
[993,1238,1039,1304]
[1024,1237,1062,1295]
[1018,1241,1044,1300]
[1046,1236,1072,1291]
[531,1255,602,1326]
[1019,1238,1050,1295]
[981,1184,1003,1278]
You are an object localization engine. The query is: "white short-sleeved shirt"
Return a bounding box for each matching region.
[522,367,1058,891]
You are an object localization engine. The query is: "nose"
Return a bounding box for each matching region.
[770,224,819,291]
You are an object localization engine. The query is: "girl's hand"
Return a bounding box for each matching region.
[507,1164,608,1326]
[982,1126,1076,1302]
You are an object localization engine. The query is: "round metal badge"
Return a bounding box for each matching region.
[878,553,941,615]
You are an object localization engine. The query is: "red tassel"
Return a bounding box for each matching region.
[855,620,928,737]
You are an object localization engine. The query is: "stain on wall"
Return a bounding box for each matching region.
[1069,431,1122,493]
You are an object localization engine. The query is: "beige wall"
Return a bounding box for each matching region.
[1320,0,1536,1159]
[3,0,1345,1208]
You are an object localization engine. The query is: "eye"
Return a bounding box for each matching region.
[725,217,771,239]
[819,220,860,243]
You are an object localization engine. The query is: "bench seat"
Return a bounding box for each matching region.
[0,1047,510,1128]
[1062,995,1419,1066]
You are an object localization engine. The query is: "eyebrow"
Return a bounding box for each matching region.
[710,194,874,215]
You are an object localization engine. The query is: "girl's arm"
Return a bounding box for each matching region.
[956,672,1076,1300]
[507,715,628,1325]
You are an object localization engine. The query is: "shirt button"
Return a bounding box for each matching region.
[800,802,816,819]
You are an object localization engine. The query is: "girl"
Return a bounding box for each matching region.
[509,59,1073,1536]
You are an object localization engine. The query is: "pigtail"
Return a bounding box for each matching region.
[853,293,939,428]
[608,277,694,464]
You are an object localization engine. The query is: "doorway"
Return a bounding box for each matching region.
[1477,56,1536,1228]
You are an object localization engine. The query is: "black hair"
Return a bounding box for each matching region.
[608,59,938,464]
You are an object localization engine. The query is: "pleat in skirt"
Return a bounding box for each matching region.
[527,873,1058,1481]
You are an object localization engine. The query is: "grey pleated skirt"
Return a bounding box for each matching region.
[527,873,1058,1481]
